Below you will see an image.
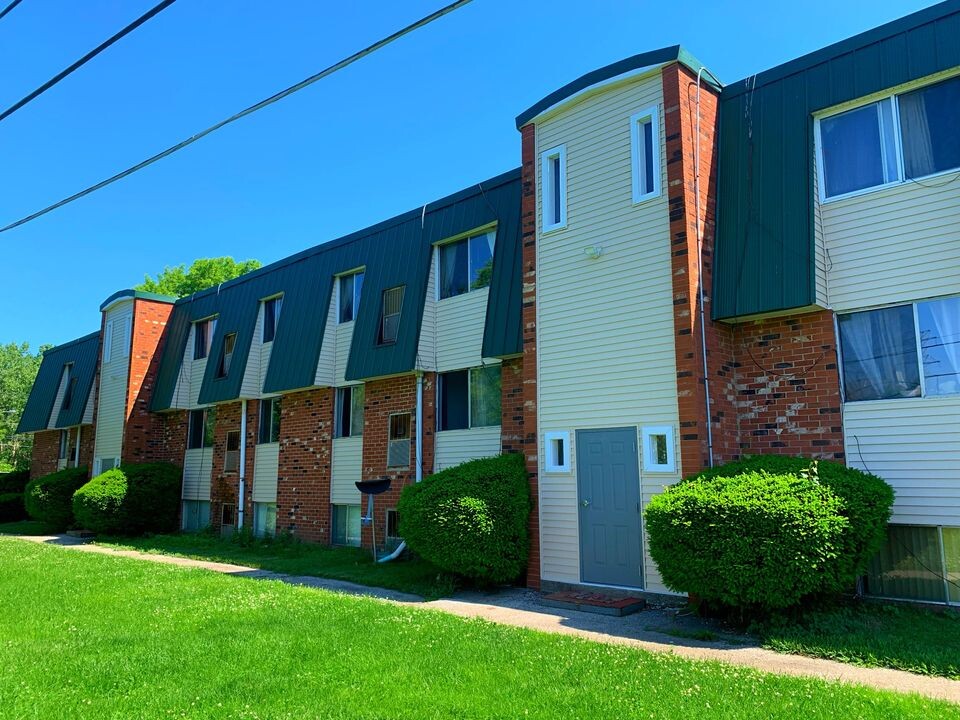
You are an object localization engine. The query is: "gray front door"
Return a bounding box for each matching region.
[576,427,643,588]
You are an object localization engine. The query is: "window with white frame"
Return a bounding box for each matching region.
[541,145,567,231]
[224,430,241,473]
[187,408,216,450]
[642,425,675,473]
[817,74,960,200]
[387,413,410,468]
[378,286,404,345]
[338,270,364,323]
[332,504,361,546]
[262,296,282,343]
[103,321,114,363]
[258,397,281,444]
[438,230,496,300]
[58,430,69,461]
[838,296,960,402]
[437,366,501,431]
[544,431,570,473]
[253,502,277,538]
[194,318,215,360]
[181,500,211,531]
[334,385,365,438]
[631,107,661,202]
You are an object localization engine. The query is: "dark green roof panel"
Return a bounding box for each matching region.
[18,331,100,433]
[713,0,960,320]
[151,169,522,411]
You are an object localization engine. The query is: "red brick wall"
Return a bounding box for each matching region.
[209,400,258,533]
[520,122,541,589]
[500,356,524,454]
[122,298,175,463]
[359,373,436,548]
[28,426,95,479]
[277,387,334,543]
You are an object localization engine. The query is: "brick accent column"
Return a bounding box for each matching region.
[520,122,541,589]
[209,400,257,533]
[499,356,524,454]
[277,387,334,543]
[29,431,60,479]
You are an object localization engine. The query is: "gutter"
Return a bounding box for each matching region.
[238,398,247,529]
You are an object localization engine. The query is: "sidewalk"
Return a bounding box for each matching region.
[15,534,960,704]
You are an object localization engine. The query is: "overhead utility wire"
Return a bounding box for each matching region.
[0,0,178,123]
[0,0,23,21]
[0,0,473,234]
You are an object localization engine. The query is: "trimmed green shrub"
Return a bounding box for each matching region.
[398,454,529,584]
[72,462,181,535]
[646,471,850,611]
[24,467,89,530]
[0,492,26,522]
[0,470,30,495]
[687,456,894,593]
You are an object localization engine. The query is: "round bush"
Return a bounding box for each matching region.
[397,454,529,585]
[687,456,894,593]
[0,492,26,522]
[645,471,849,611]
[24,467,89,530]
[72,462,181,535]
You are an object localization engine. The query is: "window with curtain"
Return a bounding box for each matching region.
[838,305,920,401]
[335,385,364,438]
[338,271,364,323]
[898,75,960,180]
[438,230,495,299]
[438,366,501,430]
[918,297,960,396]
[469,365,501,428]
[194,318,215,360]
[820,99,899,198]
[263,297,282,343]
[217,333,236,378]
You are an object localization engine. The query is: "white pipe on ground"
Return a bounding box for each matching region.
[238,398,247,529]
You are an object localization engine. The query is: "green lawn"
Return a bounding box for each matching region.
[760,602,960,680]
[95,531,456,599]
[0,519,54,536]
[0,540,957,720]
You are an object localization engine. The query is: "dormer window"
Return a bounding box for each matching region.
[60,364,75,412]
[438,230,496,299]
[541,145,567,231]
[217,333,236,378]
[378,286,404,345]
[194,318,215,360]
[338,270,364,323]
[262,296,282,343]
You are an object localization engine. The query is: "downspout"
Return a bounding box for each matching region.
[74,426,81,468]
[378,370,424,563]
[696,66,722,468]
[238,398,247,529]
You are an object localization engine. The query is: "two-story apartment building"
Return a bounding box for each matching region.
[17,1,960,605]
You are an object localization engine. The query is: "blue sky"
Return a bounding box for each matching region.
[0,0,934,349]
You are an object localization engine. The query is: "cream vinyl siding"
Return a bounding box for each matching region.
[46,367,69,430]
[315,286,338,386]
[843,397,960,526]
[94,302,133,465]
[331,436,362,504]
[436,287,489,372]
[181,447,213,501]
[252,442,279,503]
[434,426,501,471]
[416,250,437,371]
[812,156,829,307]
[241,305,271,397]
[170,326,208,409]
[535,70,681,594]
[81,381,95,425]
[820,169,960,312]
[334,322,352,386]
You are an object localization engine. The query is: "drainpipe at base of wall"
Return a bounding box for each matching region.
[378,370,424,563]
[238,398,247,530]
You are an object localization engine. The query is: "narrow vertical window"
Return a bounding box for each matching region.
[103,321,113,363]
[335,385,365,438]
[338,271,364,323]
[224,430,241,472]
[262,297,282,343]
[387,413,411,468]
[378,286,404,345]
[541,145,567,231]
[60,364,74,411]
[217,333,236,378]
[194,319,214,360]
[258,398,281,444]
[58,430,70,460]
[631,107,661,202]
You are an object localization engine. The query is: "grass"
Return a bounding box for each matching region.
[0,519,54,535]
[94,530,457,599]
[760,601,960,680]
[1,538,956,720]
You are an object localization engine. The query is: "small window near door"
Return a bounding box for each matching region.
[258,398,281,444]
[387,413,410,468]
[263,297,282,343]
[544,431,570,473]
[224,430,241,473]
[338,271,365,324]
[334,385,364,438]
[217,333,237,378]
[378,286,404,345]
[642,426,675,473]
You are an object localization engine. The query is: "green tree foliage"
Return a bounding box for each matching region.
[0,343,47,471]
[136,257,261,298]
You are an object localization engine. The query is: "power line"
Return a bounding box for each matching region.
[0,0,23,21]
[0,0,473,234]
[0,0,177,123]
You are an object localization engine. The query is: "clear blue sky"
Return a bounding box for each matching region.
[0,0,934,349]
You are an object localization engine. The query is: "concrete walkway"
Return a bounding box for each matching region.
[12,534,960,704]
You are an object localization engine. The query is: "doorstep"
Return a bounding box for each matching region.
[541,591,646,617]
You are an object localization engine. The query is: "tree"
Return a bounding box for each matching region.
[136,257,261,298]
[0,343,48,471]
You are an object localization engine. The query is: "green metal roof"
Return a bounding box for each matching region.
[100,288,176,311]
[151,169,521,411]
[515,45,715,128]
[713,0,960,320]
[17,331,100,433]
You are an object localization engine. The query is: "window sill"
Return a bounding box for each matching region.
[632,190,661,205]
[820,167,960,205]
[541,222,567,235]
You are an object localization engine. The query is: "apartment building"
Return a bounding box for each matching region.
[17,1,960,604]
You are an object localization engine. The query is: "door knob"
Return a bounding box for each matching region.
[581,499,591,508]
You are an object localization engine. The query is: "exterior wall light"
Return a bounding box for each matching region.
[583,246,603,259]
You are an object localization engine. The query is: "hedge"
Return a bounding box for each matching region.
[0,470,30,495]
[0,492,26,522]
[645,471,849,611]
[24,467,90,530]
[687,456,894,593]
[73,462,181,535]
[397,454,529,584]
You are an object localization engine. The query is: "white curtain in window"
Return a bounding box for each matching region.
[839,306,920,401]
[918,297,960,395]
[899,90,936,179]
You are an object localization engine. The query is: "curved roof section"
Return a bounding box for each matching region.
[515,45,715,128]
[151,168,522,411]
[17,331,100,433]
[100,289,176,311]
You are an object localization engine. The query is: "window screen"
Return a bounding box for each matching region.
[379,286,404,345]
[838,305,920,402]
